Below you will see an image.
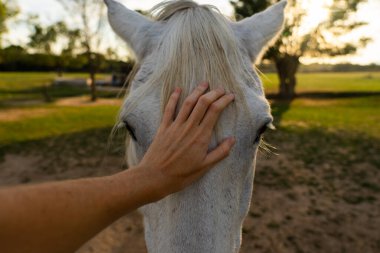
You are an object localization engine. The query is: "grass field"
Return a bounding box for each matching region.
[0,71,379,253]
[0,71,379,150]
[0,72,122,159]
[0,72,111,101]
[262,72,380,93]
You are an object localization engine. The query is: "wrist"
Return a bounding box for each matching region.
[112,165,167,209]
[132,164,170,202]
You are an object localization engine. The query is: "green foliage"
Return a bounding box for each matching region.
[230,0,370,60]
[231,0,371,98]
[230,0,271,20]
[0,0,19,40]
[28,21,80,55]
[56,0,107,56]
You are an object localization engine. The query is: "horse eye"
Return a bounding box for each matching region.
[254,122,275,144]
[254,125,268,144]
[124,121,137,141]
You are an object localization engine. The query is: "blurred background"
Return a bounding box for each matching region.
[0,0,379,252]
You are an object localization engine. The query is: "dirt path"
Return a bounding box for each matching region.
[0,96,122,122]
[0,146,378,253]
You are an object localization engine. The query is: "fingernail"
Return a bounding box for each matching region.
[200,82,209,88]
[175,87,182,93]
[229,94,235,100]
[217,87,225,93]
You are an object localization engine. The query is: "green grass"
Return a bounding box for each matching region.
[0,105,119,146]
[0,72,111,101]
[271,95,380,139]
[261,72,380,93]
[0,71,379,166]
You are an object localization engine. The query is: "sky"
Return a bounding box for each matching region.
[7,0,380,65]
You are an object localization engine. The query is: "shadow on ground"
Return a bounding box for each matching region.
[243,127,380,253]
[0,126,127,183]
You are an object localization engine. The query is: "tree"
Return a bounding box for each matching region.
[28,22,65,54]
[57,0,107,101]
[28,20,81,75]
[231,0,370,98]
[0,0,19,50]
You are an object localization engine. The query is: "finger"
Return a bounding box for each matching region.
[176,82,209,123]
[162,88,182,126]
[187,87,226,125]
[203,137,235,168]
[200,94,235,131]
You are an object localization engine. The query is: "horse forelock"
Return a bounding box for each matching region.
[121,1,260,120]
[148,1,257,113]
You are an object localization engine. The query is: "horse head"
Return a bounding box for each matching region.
[105,1,286,252]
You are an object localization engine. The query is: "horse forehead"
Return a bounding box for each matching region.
[128,84,270,130]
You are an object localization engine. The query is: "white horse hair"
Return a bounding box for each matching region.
[105,0,286,252]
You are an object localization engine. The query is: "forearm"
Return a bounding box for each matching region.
[0,85,235,253]
[0,166,158,253]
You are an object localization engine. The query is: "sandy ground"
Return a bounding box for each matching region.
[0,145,379,253]
[0,97,122,123]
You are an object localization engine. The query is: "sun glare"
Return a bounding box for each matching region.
[298,0,331,35]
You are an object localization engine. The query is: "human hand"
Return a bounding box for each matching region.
[136,82,235,199]
[0,83,234,253]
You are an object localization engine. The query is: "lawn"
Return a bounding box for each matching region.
[271,96,380,138]
[0,72,122,158]
[0,105,119,145]
[0,72,112,101]
[0,71,379,157]
[258,72,380,139]
[261,72,380,93]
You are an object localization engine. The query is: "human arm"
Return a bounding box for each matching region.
[0,83,235,253]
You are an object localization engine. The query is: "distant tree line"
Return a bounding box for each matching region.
[0,45,134,74]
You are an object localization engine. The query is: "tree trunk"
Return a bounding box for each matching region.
[87,53,97,102]
[274,55,300,99]
[90,70,96,102]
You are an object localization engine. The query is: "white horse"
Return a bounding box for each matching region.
[105,0,286,252]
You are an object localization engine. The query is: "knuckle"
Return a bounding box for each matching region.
[209,103,221,113]
[169,94,177,102]
[165,103,174,111]
[184,98,195,107]
[217,88,225,95]
[200,96,212,105]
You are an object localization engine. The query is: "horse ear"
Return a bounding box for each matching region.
[104,0,153,60]
[234,0,287,63]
